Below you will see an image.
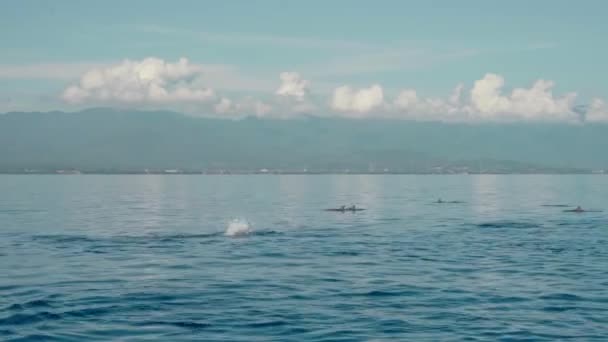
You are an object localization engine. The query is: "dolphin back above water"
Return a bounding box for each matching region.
[324,208,366,212]
[563,206,603,213]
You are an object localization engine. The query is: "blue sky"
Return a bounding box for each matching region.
[1,0,607,121]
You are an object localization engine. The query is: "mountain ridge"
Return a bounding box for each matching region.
[1,109,606,173]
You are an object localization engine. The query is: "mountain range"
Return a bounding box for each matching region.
[1,108,607,173]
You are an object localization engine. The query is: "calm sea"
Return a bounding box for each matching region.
[1,175,607,341]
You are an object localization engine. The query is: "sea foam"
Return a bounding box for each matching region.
[224,219,252,237]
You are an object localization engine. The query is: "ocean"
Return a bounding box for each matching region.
[1,175,607,341]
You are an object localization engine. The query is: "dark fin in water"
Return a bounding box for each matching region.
[324,208,366,212]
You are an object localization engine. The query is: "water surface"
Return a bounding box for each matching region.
[1,175,607,341]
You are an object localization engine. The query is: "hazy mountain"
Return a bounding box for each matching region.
[1,108,607,173]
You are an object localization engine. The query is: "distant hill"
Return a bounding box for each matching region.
[1,108,607,173]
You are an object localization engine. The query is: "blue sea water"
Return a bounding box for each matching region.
[1,174,607,341]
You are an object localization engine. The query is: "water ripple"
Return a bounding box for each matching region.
[1,175,607,340]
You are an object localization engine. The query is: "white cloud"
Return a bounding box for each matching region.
[1,60,274,94]
[276,72,309,100]
[586,98,608,122]
[393,88,461,120]
[273,71,318,115]
[214,97,233,114]
[470,74,511,115]
[236,97,273,117]
[386,74,580,122]
[254,101,273,116]
[290,101,317,114]
[330,84,384,115]
[470,73,576,120]
[62,57,215,104]
[212,96,272,117]
[394,89,419,110]
[449,83,464,105]
[45,59,606,124]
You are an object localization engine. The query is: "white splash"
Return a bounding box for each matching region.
[224,219,252,237]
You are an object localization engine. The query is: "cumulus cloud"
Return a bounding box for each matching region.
[586,98,608,122]
[393,88,463,120]
[58,58,604,124]
[386,73,580,122]
[62,57,215,104]
[214,97,233,114]
[213,96,272,117]
[272,71,318,115]
[276,72,309,100]
[331,84,384,115]
[470,73,576,120]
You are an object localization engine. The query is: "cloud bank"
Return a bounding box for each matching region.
[586,98,608,122]
[276,72,310,101]
[60,57,606,123]
[335,73,580,122]
[469,74,576,121]
[331,85,384,114]
[62,58,215,104]
[212,96,272,117]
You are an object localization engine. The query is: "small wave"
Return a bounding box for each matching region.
[0,312,61,326]
[5,299,54,311]
[0,329,13,336]
[224,219,252,237]
[62,305,122,318]
[32,234,97,244]
[33,233,223,245]
[554,220,598,227]
[158,233,221,241]
[364,290,406,297]
[0,208,45,214]
[253,230,281,236]
[324,250,360,256]
[539,293,584,301]
[377,218,402,222]
[476,221,540,229]
[5,333,55,341]
[488,295,529,304]
[340,289,418,298]
[247,320,288,328]
[543,306,578,312]
[138,320,210,329]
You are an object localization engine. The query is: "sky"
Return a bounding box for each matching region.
[1,0,607,122]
